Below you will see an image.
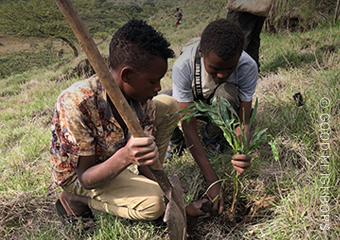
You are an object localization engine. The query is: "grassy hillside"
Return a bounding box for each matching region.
[0,0,339,239]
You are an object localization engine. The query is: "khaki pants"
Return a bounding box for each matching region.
[63,94,179,221]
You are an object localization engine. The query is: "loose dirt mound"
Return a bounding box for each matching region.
[186,178,278,239]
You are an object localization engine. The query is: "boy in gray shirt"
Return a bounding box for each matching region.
[172,19,258,214]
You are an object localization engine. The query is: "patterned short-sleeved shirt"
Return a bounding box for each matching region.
[50,75,156,186]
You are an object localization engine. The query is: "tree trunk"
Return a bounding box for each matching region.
[59,37,78,57]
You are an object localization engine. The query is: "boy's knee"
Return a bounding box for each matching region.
[139,195,166,220]
[154,94,180,122]
[165,95,180,113]
[214,83,240,110]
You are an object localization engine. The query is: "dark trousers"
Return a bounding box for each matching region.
[175,18,181,27]
[227,10,266,70]
[160,82,240,144]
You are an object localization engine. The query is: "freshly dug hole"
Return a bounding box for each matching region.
[186,187,277,240]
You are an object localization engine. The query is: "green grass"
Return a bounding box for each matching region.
[1,0,340,239]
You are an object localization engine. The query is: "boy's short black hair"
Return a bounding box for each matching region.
[200,18,245,60]
[109,20,174,71]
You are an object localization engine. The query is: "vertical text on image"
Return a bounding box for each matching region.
[319,97,331,231]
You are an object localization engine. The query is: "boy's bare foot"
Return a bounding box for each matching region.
[59,191,90,216]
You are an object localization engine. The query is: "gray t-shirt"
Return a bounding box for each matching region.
[172,40,258,103]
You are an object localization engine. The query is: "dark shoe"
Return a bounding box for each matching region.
[54,199,96,232]
[166,127,187,161]
[202,138,224,157]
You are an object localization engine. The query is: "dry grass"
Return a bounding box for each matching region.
[0,186,59,239]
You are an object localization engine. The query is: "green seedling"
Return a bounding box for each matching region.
[177,96,278,217]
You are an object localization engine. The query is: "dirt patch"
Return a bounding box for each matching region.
[184,175,279,240]
[0,35,30,53]
[0,35,67,55]
[186,193,277,239]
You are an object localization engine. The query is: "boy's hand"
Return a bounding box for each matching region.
[231,154,251,177]
[207,181,224,215]
[125,131,159,166]
[186,199,210,217]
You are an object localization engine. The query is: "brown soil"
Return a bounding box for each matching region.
[186,192,277,240]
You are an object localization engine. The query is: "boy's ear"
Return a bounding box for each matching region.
[121,67,133,83]
[198,46,203,58]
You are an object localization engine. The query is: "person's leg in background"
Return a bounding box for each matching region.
[227,10,266,71]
